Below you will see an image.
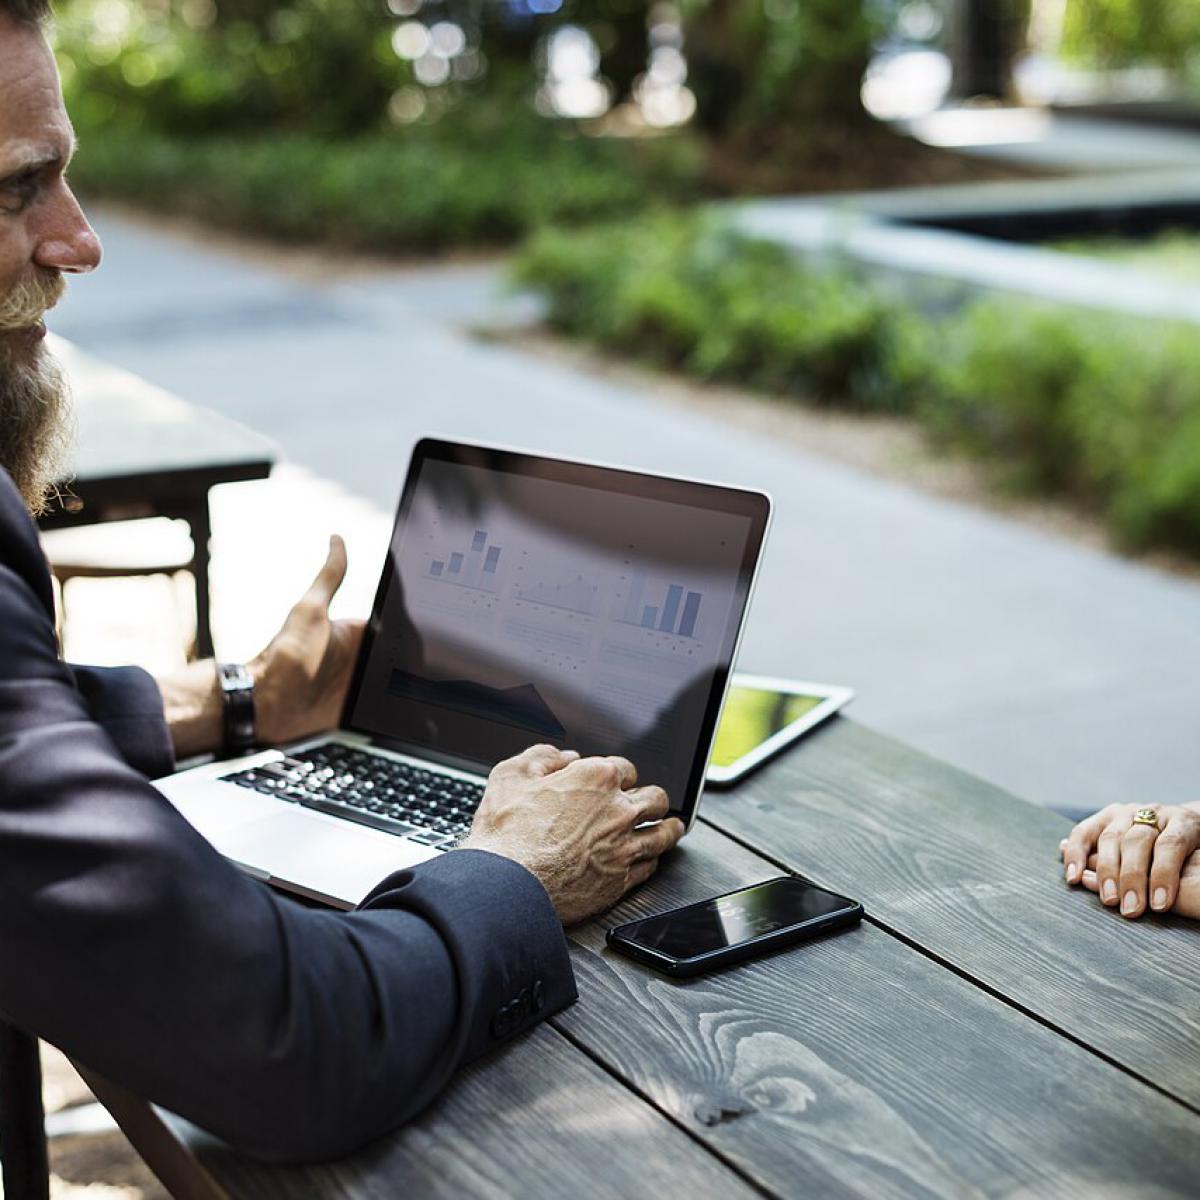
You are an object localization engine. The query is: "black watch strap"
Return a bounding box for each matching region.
[217,663,257,755]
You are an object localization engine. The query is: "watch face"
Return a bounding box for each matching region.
[217,663,257,750]
[219,663,254,690]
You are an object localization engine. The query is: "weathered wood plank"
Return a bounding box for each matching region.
[698,717,1200,1109]
[556,821,1200,1199]
[162,1022,760,1200]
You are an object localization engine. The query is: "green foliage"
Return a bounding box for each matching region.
[514,215,1200,554]
[919,302,1092,494]
[1061,0,1200,69]
[513,214,905,406]
[66,115,699,250]
[682,0,880,135]
[54,0,885,151]
[55,0,412,136]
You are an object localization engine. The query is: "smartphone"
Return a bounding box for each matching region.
[606,876,863,977]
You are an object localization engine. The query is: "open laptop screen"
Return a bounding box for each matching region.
[344,439,770,820]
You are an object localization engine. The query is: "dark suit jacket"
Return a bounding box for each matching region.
[0,468,576,1161]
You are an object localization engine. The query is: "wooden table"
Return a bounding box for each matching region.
[85,719,1200,1198]
[36,338,275,659]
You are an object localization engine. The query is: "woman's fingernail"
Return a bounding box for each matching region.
[1102,879,1118,903]
[1121,890,1138,914]
[1152,887,1168,910]
[1066,862,1079,883]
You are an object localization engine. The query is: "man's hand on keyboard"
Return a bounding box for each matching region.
[461,744,685,926]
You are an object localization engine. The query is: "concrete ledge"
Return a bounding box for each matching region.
[732,170,1200,324]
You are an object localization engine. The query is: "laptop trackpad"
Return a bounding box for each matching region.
[219,810,439,908]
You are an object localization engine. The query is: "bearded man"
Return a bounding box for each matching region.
[0,0,682,1172]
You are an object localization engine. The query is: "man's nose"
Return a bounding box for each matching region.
[32,184,102,275]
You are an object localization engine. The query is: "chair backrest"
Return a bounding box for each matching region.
[0,1020,49,1200]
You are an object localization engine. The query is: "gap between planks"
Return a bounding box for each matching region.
[699,814,1200,1125]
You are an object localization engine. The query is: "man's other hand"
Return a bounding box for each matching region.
[461,744,685,926]
[251,535,365,746]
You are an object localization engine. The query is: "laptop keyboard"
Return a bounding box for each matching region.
[225,743,485,848]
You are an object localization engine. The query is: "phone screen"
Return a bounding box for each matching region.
[614,877,857,961]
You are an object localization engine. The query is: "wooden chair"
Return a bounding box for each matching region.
[42,518,199,661]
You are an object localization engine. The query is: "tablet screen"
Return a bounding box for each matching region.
[709,685,826,769]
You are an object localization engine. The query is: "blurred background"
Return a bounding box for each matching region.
[45,0,1200,815]
[28,2,1200,1194]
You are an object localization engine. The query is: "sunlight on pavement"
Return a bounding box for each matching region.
[49,1179,142,1199]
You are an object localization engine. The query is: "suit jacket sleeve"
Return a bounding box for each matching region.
[0,488,576,1163]
[66,664,175,779]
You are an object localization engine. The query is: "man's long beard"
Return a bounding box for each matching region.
[0,272,72,516]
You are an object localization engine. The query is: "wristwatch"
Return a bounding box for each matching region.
[217,662,257,755]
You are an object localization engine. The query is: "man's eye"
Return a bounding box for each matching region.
[1,175,39,213]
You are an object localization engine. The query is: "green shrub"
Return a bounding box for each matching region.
[1067,321,1200,547]
[920,301,1095,494]
[514,215,1200,556]
[920,297,1200,550]
[514,214,908,407]
[67,119,699,251]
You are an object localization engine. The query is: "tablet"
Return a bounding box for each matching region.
[706,673,854,787]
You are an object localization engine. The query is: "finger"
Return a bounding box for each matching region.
[507,744,579,777]
[1149,817,1200,912]
[333,617,367,658]
[631,817,686,862]
[626,785,670,824]
[1059,838,1068,858]
[626,857,659,891]
[1173,875,1200,920]
[291,536,349,625]
[1063,810,1110,885]
[604,756,638,790]
[1081,869,1098,894]
[1117,824,1159,917]
[1095,815,1133,906]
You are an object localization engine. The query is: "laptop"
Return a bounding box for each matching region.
[156,438,772,908]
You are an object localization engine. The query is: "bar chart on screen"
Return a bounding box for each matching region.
[425,527,505,595]
[611,568,704,641]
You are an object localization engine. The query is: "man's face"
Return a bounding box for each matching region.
[0,14,101,513]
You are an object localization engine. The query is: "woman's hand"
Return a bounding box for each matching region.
[1069,848,1200,921]
[1060,803,1200,918]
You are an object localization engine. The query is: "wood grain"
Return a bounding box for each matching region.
[556,821,1200,1199]
[697,717,1200,1110]
[161,1023,760,1200]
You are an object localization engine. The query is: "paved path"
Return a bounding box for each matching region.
[51,209,1200,814]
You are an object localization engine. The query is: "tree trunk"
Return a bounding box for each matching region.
[950,0,1031,100]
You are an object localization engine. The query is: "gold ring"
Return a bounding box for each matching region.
[1132,807,1161,829]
